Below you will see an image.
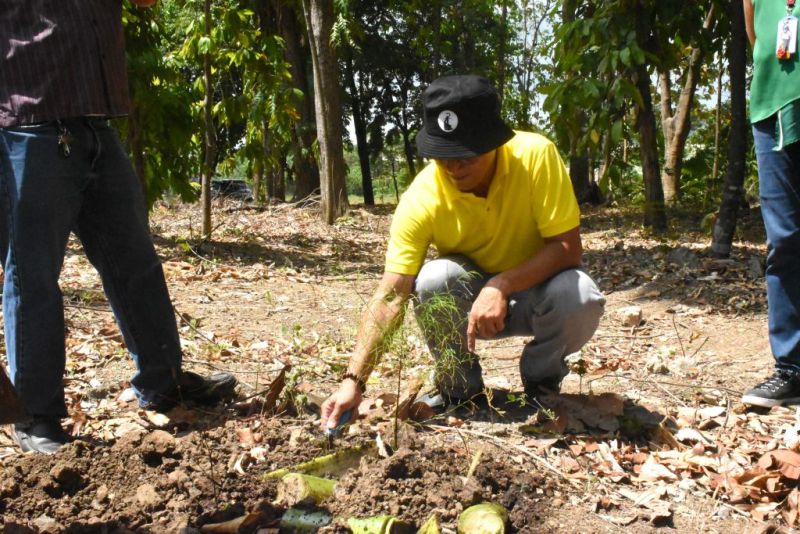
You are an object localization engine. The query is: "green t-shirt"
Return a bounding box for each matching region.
[751,0,800,148]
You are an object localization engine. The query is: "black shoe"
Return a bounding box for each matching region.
[742,370,800,408]
[523,377,562,406]
[14,418,69,454]
[147,371,238,412]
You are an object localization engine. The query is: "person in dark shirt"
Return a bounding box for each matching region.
[0,0,236,454]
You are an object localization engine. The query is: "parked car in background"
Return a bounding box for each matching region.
[210,179,253,201]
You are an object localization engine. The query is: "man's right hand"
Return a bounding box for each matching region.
[320,380,363,431]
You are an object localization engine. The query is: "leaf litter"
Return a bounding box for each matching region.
[0,201,787,532]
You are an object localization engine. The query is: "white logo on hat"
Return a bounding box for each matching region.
[437,110,458,133]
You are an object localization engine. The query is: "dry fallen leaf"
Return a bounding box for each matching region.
[618,486,672,523]
[408,402,435,422]
[200,512,263,533]
[637,457,678,482]
[236,427,257,448]
[675,427,713,446]
[758,450,800,480]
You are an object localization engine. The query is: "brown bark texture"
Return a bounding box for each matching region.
[302,0,348,224]
[201,0,215,238]
[711,0,748,257]
[344,53,374,205]
[268,0,321,201]
[659,6,715,205]
[635,64,667,232]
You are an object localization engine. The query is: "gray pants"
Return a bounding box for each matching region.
[414,255,605,399]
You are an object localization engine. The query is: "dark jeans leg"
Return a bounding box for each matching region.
[0,123,86,418]
[0,119,182,417]
[74,119,181,404]
[753,119,800,373]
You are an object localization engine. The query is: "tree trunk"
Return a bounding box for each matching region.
[302,0,348,224]
[659,6,715,205]
[711,57,723,184]
[397,114,417,180]
[268,160,286,201]
[252,118,269,204]
[569,152,591,203]
[266,0,320,200]
[396,86,417,178]
[711,0,748,257]
[561,0,591,203]
[252,162,263,204]
[635,64,667,232]
[496,0,508,103]
[200,0,215,238]
[344,53,374,205]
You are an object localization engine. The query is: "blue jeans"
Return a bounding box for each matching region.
[0,118,182,418]
[413,255,605,399]
[753,118,800,374]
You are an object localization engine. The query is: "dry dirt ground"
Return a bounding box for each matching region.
[0,199,793,533]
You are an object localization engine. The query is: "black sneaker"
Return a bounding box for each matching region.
[14,417,69,454]
[742,370,800,408]
[147,371,238,412]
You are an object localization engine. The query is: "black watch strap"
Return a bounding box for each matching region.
[341,372,366,392]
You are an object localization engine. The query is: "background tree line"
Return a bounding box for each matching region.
[122,0,752,256]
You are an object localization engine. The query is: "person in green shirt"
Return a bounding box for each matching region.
[741,0,800,407]
[320,75,605,429]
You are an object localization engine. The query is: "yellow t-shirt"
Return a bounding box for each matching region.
[385,131,579,275]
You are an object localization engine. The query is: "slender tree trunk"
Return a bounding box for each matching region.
[252,163,263,204]
[268,160,286,201]
[496,0,508,103]
[623,137,629,163]
[396,87,417,178]
[711,0,748,257]
[598,131,613,195]
[264,0,320,200]
[252,118,269,204]
[635,65,667,232]
[344,54,374,205]
[658,70,675,144]
[200,0,215,238]
[659,6,715,205]
[711,56,723,184]
[428,4,442,81]
[302,0,348,224]
[569,152,591,203]
[561,0,591,203]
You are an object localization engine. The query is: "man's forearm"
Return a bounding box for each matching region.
[487,230,582,296]
[345,290,408,381]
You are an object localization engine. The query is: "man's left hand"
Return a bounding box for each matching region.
[466,284,508,352]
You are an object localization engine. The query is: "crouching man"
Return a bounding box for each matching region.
[321,75,605,428]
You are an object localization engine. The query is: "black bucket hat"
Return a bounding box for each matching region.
[415,75,515,160]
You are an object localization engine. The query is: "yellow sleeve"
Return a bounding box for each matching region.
[384,192,432,275]
[531,141,581,237]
